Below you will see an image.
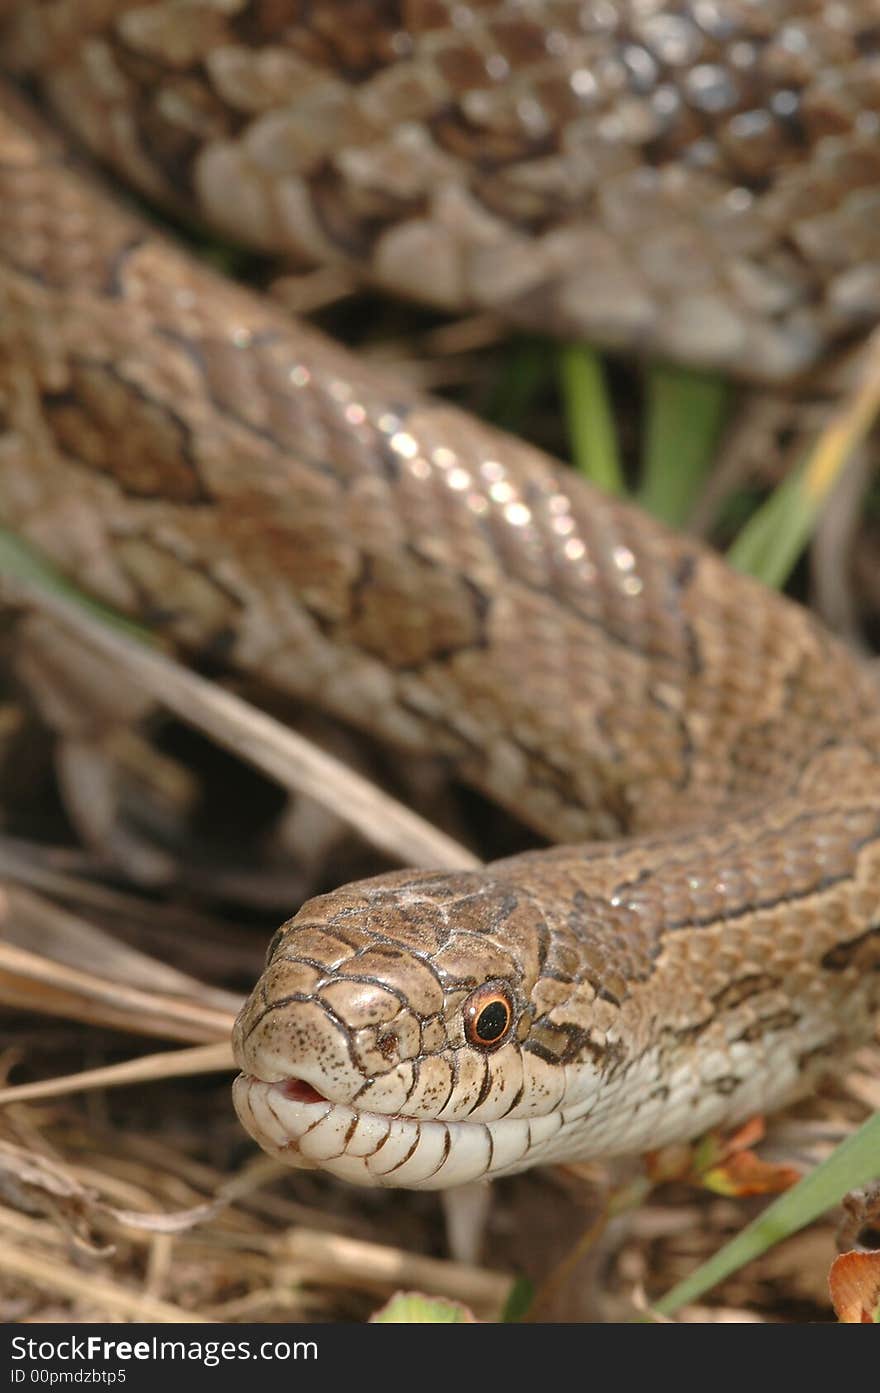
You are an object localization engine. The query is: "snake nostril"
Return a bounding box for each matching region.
[279,1078,327,1104]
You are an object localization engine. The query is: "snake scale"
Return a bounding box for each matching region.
[1,1,880,1190]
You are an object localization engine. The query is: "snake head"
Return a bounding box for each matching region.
[232,867,597,1188]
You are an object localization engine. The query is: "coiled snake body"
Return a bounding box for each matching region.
[1,1,880,1188]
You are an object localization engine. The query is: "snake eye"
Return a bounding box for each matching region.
[464,982,514,1050]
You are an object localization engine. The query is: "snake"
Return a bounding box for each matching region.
[1,1,880,1192]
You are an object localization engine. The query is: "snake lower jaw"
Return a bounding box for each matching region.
[231,1073,571,1190]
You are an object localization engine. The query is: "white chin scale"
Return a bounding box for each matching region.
[232,1075,568,1190]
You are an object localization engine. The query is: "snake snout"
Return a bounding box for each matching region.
[232,987,364,1104]
[232,877,454,1105]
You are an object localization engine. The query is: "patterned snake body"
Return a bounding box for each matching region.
[1,2,880,1188]
[4,0,880,380]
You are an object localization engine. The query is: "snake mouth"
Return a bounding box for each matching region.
[277,1077,328,1106]
[232,1072,568,1190]
[275,1074,423,1121]
[233,1071,470,1188]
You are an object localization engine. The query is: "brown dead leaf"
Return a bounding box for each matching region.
[701,1149,801,1198]
[829,1250,880,1323]
[646,1117,800,1197]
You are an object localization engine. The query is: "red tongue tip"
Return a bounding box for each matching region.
[280,1078,327,1105]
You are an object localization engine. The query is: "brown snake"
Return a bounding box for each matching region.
[1,1,880,1189]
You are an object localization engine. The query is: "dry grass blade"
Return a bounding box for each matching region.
[270,265,357,314]
[0,931,237,1043]
[0,1237,215,1322]
[0,1135,224,1235]
[0,837,269,981]
[274,1228,513,1321]
[0,1041,235,1106]
[365,312,503,360]
[0,1128,512,1322]
[0,878,240,1012]
[0,571,480,874]
[0,878,238,1097]
[810,445,875,645]
[801,327,880,506]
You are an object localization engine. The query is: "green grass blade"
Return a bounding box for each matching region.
[727,323,880,588]
[0,526,153,642]
[725,459,814,589]
[639,365,729,527]
[501,1276,534,1322]
[558,344,624,494]
[656,1108,880,1317]
[488,336,552,433]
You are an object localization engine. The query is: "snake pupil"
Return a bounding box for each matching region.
[476,1001,508,1041]
[464,985,514,1048]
